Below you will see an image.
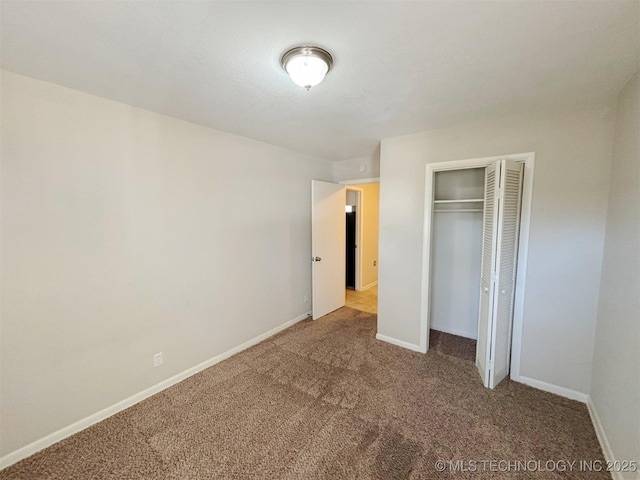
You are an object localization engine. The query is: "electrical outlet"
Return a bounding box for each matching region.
[373,260,377,266]
[304,294,309,303]
[153,352,163,367]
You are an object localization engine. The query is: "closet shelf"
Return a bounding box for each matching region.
[434,208,483,213]
[433,198,484,204]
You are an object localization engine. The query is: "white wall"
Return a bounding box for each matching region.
[378,101,616,394]
[332,151,380,183]
[590,72,639,477]
[346,189,358,205]
[430,211,483,339]
[0,71,332,458]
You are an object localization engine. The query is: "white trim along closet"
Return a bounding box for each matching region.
[420,153,535,388]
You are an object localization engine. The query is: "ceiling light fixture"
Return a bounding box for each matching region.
[280,46,333,91]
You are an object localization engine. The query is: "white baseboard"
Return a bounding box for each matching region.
[586,396,625,480]
[361,281,378,291]
[375,333,426,353]
[0,311,311,470]
[513,375,588,403]
[513,379,631,479]
[430,324,477,340]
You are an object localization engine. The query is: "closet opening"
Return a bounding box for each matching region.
[420,153,535,389]
[429,168,485,363]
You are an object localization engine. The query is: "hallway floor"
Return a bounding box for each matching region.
[345,285,377,314]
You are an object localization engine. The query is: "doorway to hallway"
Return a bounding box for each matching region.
[310,179,379,319]
[343,181,379,315]
[345,204,357,290]
[345,285,378,314]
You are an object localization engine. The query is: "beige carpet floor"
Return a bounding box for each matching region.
[1,307,607,479]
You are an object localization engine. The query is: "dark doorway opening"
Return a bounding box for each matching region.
[346,211,356,288]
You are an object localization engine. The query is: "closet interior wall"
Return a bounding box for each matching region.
[430,168,485,339]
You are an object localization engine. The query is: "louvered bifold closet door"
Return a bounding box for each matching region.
[476,163,498,387]
[488,160,524,388]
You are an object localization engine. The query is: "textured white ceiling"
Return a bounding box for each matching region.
[2,1,638,160]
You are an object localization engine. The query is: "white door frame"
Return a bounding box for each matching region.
[346,186,364,291]
[420,152,535,381]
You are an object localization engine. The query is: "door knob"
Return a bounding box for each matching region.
[483,287,488,292]
[313,256,322,262]
[501,289,506,294]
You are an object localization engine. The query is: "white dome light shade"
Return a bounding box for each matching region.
[281,46,333,90]
[286,54,328,89]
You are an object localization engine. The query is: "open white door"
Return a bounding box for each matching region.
[311,180,346,319]
[477,160,524,388]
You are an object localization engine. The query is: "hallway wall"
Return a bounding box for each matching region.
[351,183,379,288]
